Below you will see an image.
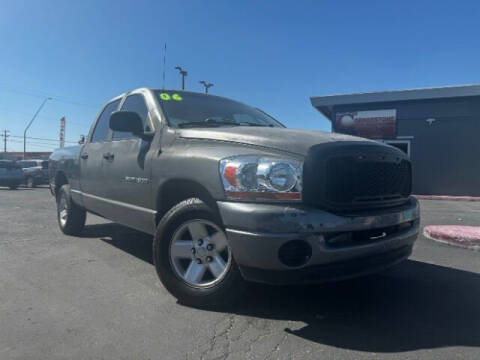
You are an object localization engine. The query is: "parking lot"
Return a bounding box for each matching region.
[1,187,479,360]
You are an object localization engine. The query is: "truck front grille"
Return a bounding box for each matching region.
[303,142,412,211]
[325,156,411,204]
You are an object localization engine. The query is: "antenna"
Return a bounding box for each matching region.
[162,43,167,89]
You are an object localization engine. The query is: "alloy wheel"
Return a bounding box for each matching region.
[169,219,231,288]
[59,193,68,226]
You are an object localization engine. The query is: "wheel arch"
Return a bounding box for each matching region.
[54,171,69,196]
[155,178,220,225]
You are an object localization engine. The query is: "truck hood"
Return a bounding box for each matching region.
[177,127,371,156]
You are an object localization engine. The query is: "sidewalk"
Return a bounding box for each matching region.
[415,195,480,202]
[424,225,480,251]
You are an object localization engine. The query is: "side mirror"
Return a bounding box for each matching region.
[109,111,144,134]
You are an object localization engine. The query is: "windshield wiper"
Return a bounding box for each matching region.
[178,119,275,128]
[178,121,241,128]
[240,122,274,127]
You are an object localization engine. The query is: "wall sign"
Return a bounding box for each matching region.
[335,109,396,139]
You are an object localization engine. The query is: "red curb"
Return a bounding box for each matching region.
[415,195,480,201]
[423,225,480,251]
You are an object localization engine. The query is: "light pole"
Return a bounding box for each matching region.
[24,97,51,159]
[199,81,214,94]
[174,66,188,90]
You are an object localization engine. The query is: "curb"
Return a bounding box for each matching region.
[415,195,480,201]
[423,225,480,251]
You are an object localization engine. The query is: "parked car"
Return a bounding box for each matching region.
[49,88,420,306]
[19,159,49,188]
[0,160,24,190]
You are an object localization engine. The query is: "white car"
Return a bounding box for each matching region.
[18,159,49,188]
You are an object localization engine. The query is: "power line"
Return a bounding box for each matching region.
[0,107,89,127]
[9,139,52,146]
[7,139,56,149]
[9,134,77,144]
[0,107,58,121]
[9,141,56,149]
[0,83,101,109]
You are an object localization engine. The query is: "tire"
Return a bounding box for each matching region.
[153,198,244,307]
[56,184,86,235]
[26,176,36,188]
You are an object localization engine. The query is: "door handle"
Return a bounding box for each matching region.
[103,152,114,160]
[80,153,89,159]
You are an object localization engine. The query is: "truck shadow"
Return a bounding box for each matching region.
[235,261,480,353]
[80,223,154,264]
[81,222,480,353]
[0,187,34,191]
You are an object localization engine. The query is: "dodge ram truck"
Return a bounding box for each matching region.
[49,88,420,306]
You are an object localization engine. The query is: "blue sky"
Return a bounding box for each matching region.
[1,0,479,151]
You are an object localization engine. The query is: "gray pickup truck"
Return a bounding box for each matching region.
[49,88,419,306]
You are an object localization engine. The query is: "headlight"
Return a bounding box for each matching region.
[220,156,302,201]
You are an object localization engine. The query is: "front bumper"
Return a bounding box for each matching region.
[217,197,420,284]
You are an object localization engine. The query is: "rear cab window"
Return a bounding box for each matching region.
[90,99,121,143]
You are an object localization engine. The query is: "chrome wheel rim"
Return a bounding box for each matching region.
[169,219,231,288]
[59,194,68,226]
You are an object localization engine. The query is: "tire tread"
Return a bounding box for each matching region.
[57,184,86,235]
[153,198,244,307]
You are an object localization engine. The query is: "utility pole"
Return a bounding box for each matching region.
[59,117,66,148]
[24,97,51,159]
[1,130,9,152]
[174,66,188,90]
[199,81,214,94]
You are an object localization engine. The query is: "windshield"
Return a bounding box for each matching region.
[155,90,284,128]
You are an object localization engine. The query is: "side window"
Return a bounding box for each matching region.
[112,94,150,140]
[90,100,121,143]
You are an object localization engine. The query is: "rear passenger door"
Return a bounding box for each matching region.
[79,99,121,215]
[101,93,156,233]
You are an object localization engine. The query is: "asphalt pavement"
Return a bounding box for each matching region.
[1,187,479,360]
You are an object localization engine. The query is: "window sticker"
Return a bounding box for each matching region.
[172,93,183,101]
[159,93,171,100]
